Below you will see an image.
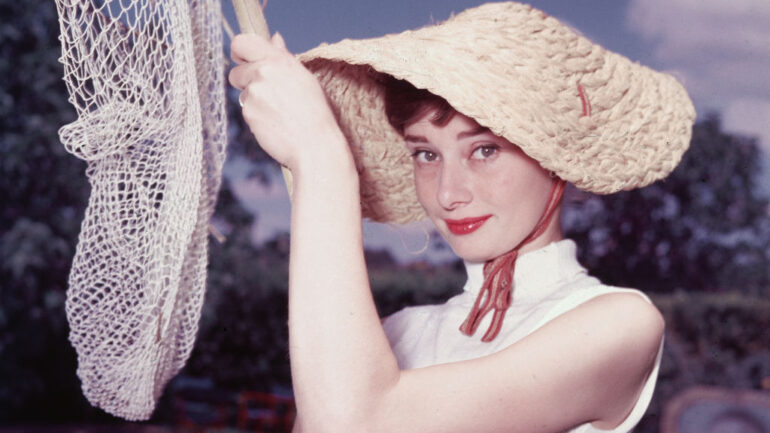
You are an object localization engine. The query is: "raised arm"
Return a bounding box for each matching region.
[228,33,664,433]
[229,32,401,430]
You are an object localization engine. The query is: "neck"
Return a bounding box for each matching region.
[517,203,563,256]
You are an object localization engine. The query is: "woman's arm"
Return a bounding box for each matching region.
[229,33,664,433]
[229,33,401,431]
[286,110,401,429]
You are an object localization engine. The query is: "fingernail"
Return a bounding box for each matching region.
[273,31,286,48]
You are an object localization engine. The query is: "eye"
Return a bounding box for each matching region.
[471,144,499,160]
[412,149,439,163]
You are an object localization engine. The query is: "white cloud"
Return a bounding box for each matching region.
[627,0,770,100]
[628,0,770,52]
[723,98,770,147]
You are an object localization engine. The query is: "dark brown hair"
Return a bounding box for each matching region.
[382,75,457,134]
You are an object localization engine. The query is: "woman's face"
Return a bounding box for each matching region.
[403,111,562,263]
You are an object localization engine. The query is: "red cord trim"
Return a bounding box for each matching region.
[578,84,592,117]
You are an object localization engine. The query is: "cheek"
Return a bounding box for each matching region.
[484,164,552,216]
[412,167,438,209]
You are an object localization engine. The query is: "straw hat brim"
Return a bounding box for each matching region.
[299,2,696,224]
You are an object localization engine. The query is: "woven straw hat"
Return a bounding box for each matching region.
[298,2,696,224]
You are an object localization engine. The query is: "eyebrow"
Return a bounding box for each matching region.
[403,126,490,143]
[456,125,490,139]
[403,134,428,143]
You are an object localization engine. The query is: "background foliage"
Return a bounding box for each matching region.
[0,0,94,423]
[1,0,768,430]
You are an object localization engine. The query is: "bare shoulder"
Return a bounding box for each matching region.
[532,289,665,368]
[577,291,665,347]
[555,290,665,428]
[535,290,664,351]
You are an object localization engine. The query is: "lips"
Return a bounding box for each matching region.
[444,215,492,235]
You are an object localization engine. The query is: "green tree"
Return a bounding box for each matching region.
[182,185,293,393]
[0,0,106,422]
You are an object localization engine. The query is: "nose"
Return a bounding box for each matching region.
[437,160,472,210]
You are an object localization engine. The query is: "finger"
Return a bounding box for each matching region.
[228,64,243,89]
[228,63,260,90]
[230,33,274,64]
[230,34,252,64]
[272,32,287,52]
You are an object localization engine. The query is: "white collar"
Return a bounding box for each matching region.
[462,239,586,303]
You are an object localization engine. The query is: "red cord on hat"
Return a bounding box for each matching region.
[578,84,592,117]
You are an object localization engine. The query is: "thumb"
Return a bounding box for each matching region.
[272,32,288,51]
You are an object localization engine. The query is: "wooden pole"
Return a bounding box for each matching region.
[232,0,269,39]
[230,0,294,196]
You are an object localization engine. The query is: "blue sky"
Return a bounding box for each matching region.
[222,0,770,263]
[227,1,640,57]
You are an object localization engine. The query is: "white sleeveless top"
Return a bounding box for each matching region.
[382,239,663,433]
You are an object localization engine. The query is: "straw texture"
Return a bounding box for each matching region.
[299,2,696,224]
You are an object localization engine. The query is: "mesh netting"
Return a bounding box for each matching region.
[55,0,227,420]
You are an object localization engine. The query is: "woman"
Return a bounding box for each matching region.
[228,3,695,432]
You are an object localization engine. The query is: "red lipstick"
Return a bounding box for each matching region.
[444,215,492,235]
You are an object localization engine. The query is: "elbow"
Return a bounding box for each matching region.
[293,357,401,433]
[301,413,374,433]
[300,381,400,433]
[297,395,381,433]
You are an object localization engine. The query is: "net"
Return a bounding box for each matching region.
[55,0,227,420]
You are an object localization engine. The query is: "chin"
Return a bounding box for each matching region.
[436,224,515,263]
[447,242,502,264]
